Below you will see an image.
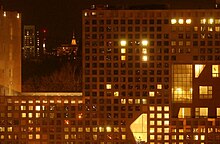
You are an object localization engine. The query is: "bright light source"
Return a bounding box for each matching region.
[106,84,111,89]
[208,18,214,24]
[186,19,191,24]
[142,55,148,61]
[35,106,41,111]
[106,126,111,132]
[121,48,126,54]
[121,55,126,60]
[142,40,148,46]
[120,40,126,46]
[142,48,147,54]
[178,19,184,24]
[3,12,6,17]
[201,18,206,24]
[17,13,20,19]
[149,91,155,97]
[157,84,162,89]
[171,19,177,24]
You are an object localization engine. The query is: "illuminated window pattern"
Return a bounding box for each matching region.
[172,65,192,103]
[217,108,220,118]
[199,86,212,99]
[195,108,208,118]
[212,65,220,77]
[178,108,191,118]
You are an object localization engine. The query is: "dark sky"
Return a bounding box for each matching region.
[0,0,114,48]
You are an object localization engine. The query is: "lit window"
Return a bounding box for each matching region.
[142,48,147,54]
[91,12,96,16]
[22,113,26,118]
[195,107,208,118]
[106,84,111,89]
[142,55,148,61]
[149,91,155,97]
[121,55,126,60]
[215,19,220,24]
[149,106,154,111]
[84,12,88,16]
[36,106,41,111]
[215,26,220,31]
[164,106,169,111]
[199,86,212,99]
[208,27,213,31]
[28,134,33,139]
[28,113,33,118]
[21,106,26,110]
[195,64,205,78]
[171,41,176,46]
[212,65,220,77]
[142,40,148,46]
[99,127,104,132]
[157,113,162,118]
[186,19,191,24]
[178,108,191,118]
[200,18,206,24]
[157,121,162,126]
[3,12,6,17]
[150,121,154,126]
[36,134,40,139]
[17,13,20,19]
[122,135,126,140]
[65,135,69,140]
[178,19,184,24]
[217,108,220,118]
[120,40,126,46]
[171,19,177,24]
[157,84,162,89]
[121,48,126,54]
[164,113,169,119]
[106,126,111,132]
[114,91,119,97]
[7,127,12,132]
[164,120,169,126]
[208,18,214,24]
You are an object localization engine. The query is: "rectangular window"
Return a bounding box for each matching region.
[178,108,191,118]
[195,108,208,118]
[212,65,220,77]
[199,86,212,99]
[217,108,220,118]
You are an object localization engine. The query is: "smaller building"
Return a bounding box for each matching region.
[56,33,78,60]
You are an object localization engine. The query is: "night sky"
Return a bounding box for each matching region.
[0,0,117,49]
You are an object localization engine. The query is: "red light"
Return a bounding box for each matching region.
[43,30,46,33]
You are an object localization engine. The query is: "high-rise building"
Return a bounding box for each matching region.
[82,2,220,143]
[0,6,21,95]
[23,25,47,59]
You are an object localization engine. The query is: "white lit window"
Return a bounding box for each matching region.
[121,48,126,54]
[195,64,205,78]
[186,19,191,24]
[142,48,147,54]
[36,134,40,139]
[208,18,214,24]
[3,12,6,17]
[164,106,169,111]
[106,126,111,132]
[36,106,41,111]
[149,91,155,97]
[142,40,148,46]
[178,19,184,24]
[106,84,111,89]
[142,55,148,61]
[120,40,126,46]
[157,84,162,89]
[171,19,177,24]
[200,18,206,24]
[84,12,88,16]
[17,13,20,19]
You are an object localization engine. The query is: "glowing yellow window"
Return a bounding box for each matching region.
[208,18,214,24]
[142,40,148,46]
[208,27,213,31]
[171,19,177,24]
[142,48,147,54]
[142,55,148,61]
[212,65,219,77]
[36,106,41,111]
[186,19,191,24]
[178,19,184,24]
[217,108,220,118]
[178,108,191,118]
[106,126,111,132]
[122,135,126,140]
[215,19,220,24]
[106,84,111,89]
[201,18,206,24]
[121,55,126,60]
[3,12,6,17]
[195,64,205,78]
[157,84,162,89]
[36,134,40,139]
[121,48,126,53]
[120,40,126,46]
[99,127,104,132]
[215,26,220,31]
[149,91,155,97]
[199,86,212,99]
[114,91,119,97]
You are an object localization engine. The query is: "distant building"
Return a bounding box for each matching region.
[0,6,21,95]
[23,25,47,59]
[56,33,78,60]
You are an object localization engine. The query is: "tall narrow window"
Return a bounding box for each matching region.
[212,65,220,77]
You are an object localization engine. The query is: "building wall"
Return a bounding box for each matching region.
[82,8,220,143]
[0,8,21,95]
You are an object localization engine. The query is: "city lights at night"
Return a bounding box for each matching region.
[1,0,220,143]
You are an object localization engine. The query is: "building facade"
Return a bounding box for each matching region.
[82,5,220,144]
[23,25,47,59]
[0,7,21,95]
